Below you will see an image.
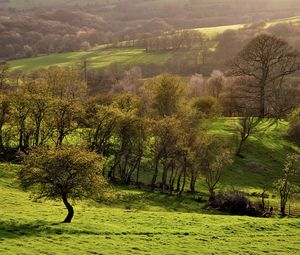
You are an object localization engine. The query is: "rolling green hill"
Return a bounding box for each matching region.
[7,15,300,72]
[1,118,300,254]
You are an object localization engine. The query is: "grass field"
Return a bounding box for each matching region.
[1,118,300,254]
[1,163,300,255]
[9,49,172,71]
[194,16,300,38]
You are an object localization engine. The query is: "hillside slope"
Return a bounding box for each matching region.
[1,163,300,255]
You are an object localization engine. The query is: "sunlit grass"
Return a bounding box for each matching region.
[9,49,172,71]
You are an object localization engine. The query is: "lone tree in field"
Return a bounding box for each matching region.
[274,154,300,217]
[235,117,262,157]
[229,34,300,117]
[18,146,106,223]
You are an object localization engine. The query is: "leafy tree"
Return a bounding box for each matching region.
[51,99,83,147]
[0,62,9,90]
[109,113,147,184]
[18,146,107,223]
[150,117,183,192]
[0,93,10,151]
[85,104,121,156]
[274,154,300,217]
[41,67,87,100]
[196,136,232,200]
[147,74,186,117]
[229,34,300,117]
[10,91,32,150]
[192,96,222,119]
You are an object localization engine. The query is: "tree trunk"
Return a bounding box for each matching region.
[62,194,74,223]
[176,171,182,192]
[280,198,287,217]
[260,82,266,118]
[151,159,159,190]
[179,160,187,196]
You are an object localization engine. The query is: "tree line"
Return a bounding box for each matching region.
[1,33,300,221]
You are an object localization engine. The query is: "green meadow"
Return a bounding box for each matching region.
[1,118,300,254]
[9,49,172,71]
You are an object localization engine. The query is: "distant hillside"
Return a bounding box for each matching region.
[7,15,300,74]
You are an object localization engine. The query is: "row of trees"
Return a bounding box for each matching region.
[0,68,232,200]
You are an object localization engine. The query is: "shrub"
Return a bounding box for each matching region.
[209,191,265,217]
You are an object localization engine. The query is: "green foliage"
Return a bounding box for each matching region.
[147,74,187,117]
[274,154,300,216]
[192,96,222,119]
[19,146,106,200]
[18,146,107,222]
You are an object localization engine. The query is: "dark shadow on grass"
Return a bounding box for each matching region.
[0,220,99,239]
[0,220,202,240]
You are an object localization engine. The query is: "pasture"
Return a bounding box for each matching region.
[1,161,300,255]
[9,49,171,71]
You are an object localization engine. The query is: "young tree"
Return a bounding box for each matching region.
[196,137,232,200]
[229,34,300,117]
[274,154,300,217]
[235,117,262,157]
[18,146,107,223]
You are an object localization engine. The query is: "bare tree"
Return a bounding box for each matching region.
[229,34,300,117]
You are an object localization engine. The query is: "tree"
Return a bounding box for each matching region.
[207,70,225,99]
[18,146,107,223]
[150,117,183,192]
[196,137,232,200]
[147,74,186,117]
[51,99,83,147]
[10,91,31,150]
[274,154,300,217]
[0,93,10,151]
[235,117,262,157]
[287,107,300,146]
[192,96,222,119]
[85,104,120,156]
[0,62,9,90]
[229,34,300,117]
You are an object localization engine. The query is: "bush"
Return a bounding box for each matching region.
[209,191,265,217]
[193,96,222,118]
